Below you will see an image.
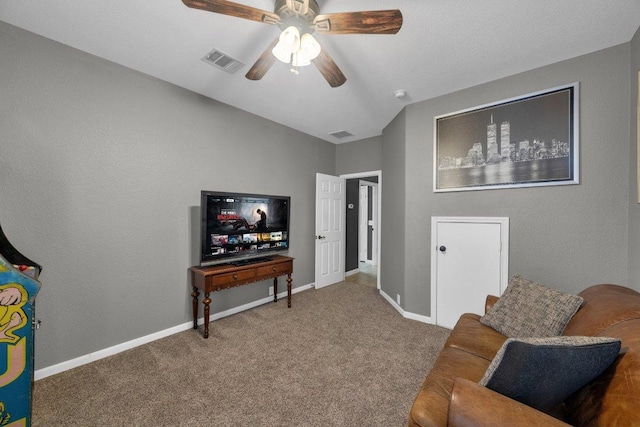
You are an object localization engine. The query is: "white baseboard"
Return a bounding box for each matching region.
[35,283,313,381]
[379,289,434,325]
[404,311,433,324]
[34,322,194,381]
[345,269,359,277]
[379,289,401,312]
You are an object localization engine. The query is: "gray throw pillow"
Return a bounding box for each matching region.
[480,275,583,337]
[480,336,621,411]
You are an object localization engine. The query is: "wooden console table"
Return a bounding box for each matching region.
[190,255,293,338]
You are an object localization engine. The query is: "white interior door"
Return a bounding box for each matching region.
[431,217,509,329]
[358,185,368,262]
[369,183,378,265]
[315,173,345,289]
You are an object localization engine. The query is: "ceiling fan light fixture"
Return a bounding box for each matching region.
[272,25,303,64]
[300,33,321,60]
[272,43,293,63]
[272,26,319,69]
[291,51,311,67]
[280,26,301,50]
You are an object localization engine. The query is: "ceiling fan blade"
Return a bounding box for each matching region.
[182,0,281,25]
[311,48,346,88]
[245,38,280,81]
[313,10,403,34]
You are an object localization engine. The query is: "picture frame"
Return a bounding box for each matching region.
[434,83,579,192]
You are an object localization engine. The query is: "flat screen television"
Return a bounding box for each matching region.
[200,191,291,266]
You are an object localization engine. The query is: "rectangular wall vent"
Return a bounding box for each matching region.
[202,49,245,74]
[329,130,354,139]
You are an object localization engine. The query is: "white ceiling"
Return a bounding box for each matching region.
[1,1,639,143]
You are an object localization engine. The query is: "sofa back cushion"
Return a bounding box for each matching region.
[562,285,640,426]
[563,284,640,336]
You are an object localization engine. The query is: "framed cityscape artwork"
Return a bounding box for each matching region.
[434,83,579,192]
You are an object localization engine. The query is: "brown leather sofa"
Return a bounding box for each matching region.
[408,284,640,427]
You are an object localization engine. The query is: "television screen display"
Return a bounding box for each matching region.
[200,191,290,265]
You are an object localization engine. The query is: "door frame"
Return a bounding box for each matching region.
[340,170,382,290]
[430,216,509,325]
[358,184,368,263]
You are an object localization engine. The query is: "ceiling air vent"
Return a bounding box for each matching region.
[329,130,354,139]
[201,49,244,74]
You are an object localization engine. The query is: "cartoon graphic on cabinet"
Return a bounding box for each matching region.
[0,225,42,427]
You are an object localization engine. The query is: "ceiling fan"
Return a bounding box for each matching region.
[182,0,403,87]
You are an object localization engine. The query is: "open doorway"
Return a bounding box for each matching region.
[341,171,381,290]
[358,180,378,266]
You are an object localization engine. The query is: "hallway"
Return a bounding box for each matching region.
[345,262,377,288]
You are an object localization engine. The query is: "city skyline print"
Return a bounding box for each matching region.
[434,83,579,192]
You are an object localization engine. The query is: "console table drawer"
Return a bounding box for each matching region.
[211,269,256,289]
[256,262,291,278]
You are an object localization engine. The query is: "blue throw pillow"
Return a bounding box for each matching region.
[480,336,621,411]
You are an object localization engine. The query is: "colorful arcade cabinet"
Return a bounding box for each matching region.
[0,225,42,427]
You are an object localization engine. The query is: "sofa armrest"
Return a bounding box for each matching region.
[448,378,570,427]
[485,295,499,313]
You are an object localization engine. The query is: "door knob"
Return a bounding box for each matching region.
[316,235,326,240]
[439,246,447,253]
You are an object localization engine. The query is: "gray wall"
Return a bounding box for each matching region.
[335,136,382,175]
[381,110,407,305]
[629,27,640,289]
[0,21,335,370]
[384,43,633,317]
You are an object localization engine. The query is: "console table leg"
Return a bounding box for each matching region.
[273,277,278,302]
[203,293,211,339]
[287,274,292,308]
[191,287,200,330]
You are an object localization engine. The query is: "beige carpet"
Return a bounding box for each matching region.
[33,281,450,426]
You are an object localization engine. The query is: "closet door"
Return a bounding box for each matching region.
[431,217,509,329]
